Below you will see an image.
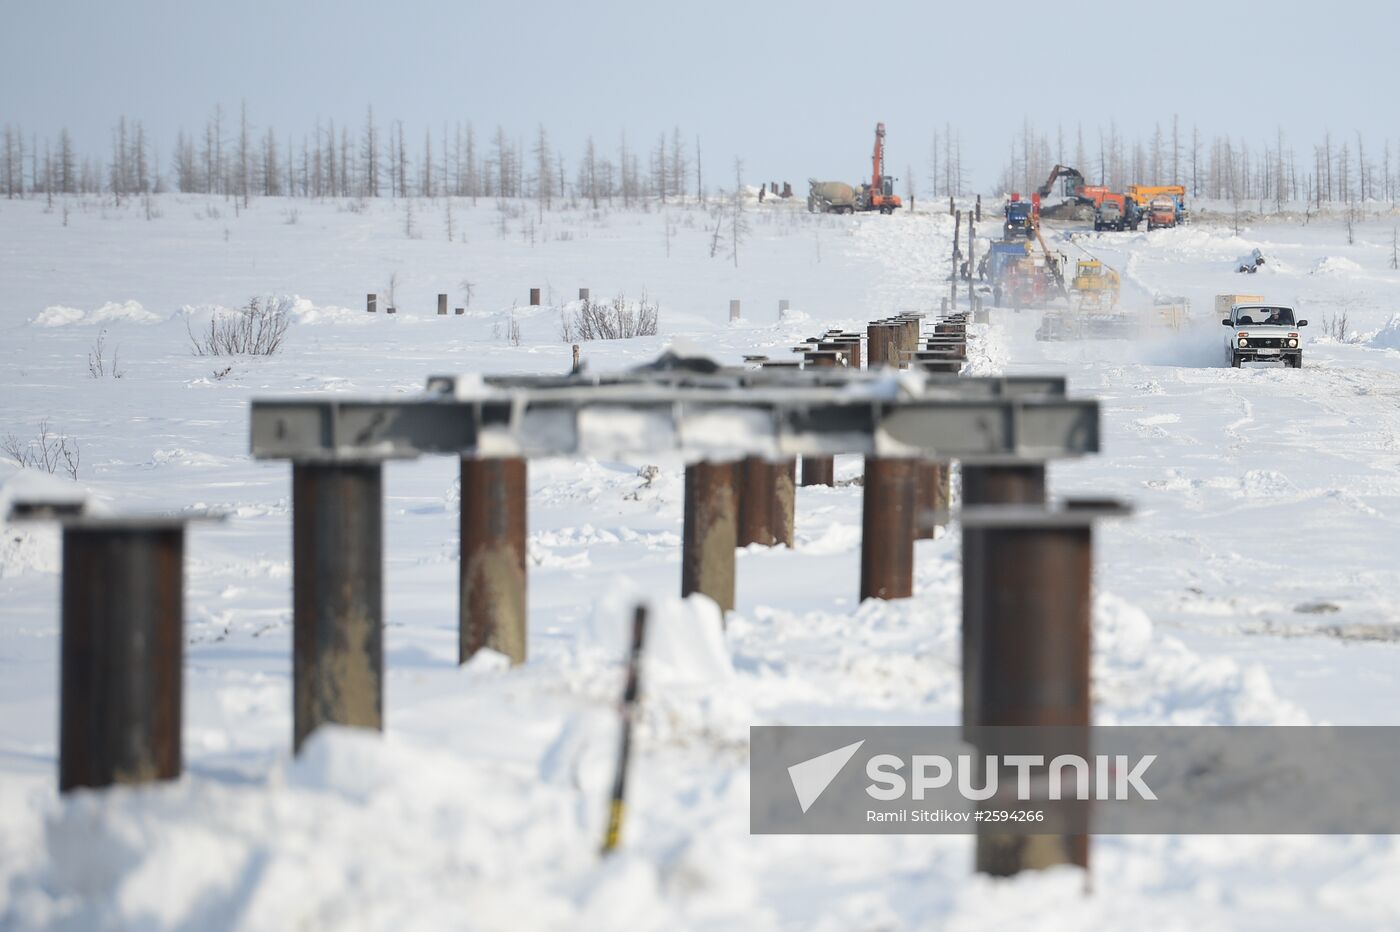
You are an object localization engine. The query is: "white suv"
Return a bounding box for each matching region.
[1222,303,1307,368]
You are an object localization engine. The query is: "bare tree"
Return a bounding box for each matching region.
[729,158,748,268]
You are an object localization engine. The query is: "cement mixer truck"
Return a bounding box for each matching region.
[808,179,858,214]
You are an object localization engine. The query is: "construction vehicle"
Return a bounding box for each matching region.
[1003,193,1037,240]
[1094,197,1126,232]
[1036,164,1087,200]
[807,123,902,215]
[1146,195,1178,230]
[1127,185,1189,225]
[807,179,858,214]
[986,240,1032,283]
[1070,259,1121,310]
[856,123,902,213]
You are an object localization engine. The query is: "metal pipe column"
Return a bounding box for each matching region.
[460,457,528,665]
[293,462,384,752]
[60,522,185,791]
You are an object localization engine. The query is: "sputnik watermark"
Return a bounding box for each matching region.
[786,744,1154,819]
[753,726,1400,835]
[865,753,1157,802]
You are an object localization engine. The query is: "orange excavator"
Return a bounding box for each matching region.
[858,123,902,214]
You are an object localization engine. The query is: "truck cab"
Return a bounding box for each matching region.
[1222,303,1307,368]
[1147,196,1177,230]
[1004,200,1034,239]
[1094,199,1125,231]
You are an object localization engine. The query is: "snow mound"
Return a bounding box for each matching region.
[577,584,734,688]
[31,301,158,327]
[176,295,368,327]
[1094,594,1308,725]
[1310,256,1363,276]
[1367,314,1400,349]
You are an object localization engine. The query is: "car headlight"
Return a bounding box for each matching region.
[1238,338,1249,347]
[1289,338,1298,348]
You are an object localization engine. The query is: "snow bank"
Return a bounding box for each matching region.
[175,295,371,327]
[577,586,734,688]
[1367,314,1400,349]
[1310,256,1363,276]
[31,300,159,327]
[1094,593,1308,725]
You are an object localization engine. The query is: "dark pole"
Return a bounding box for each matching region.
[682,460,738,612]
[859,457,916,600]
[60,523,185,792]
[951,210,961,310]
[960,463,1046,737]
[601,604,648,854]
[967,511,1095,876]
[800,353,837,486]
[460,457,528,665]
[738,456,777,547]
[292,462,384,752]
[865,324,887,367]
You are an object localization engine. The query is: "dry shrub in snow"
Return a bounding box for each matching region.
[559,293,659,342]
[188,297,290,356]
[2,419,80,479]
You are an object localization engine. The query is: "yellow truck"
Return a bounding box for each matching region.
[1127,185,1189,225]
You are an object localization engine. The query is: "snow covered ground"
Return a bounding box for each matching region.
[3,192,1400,929]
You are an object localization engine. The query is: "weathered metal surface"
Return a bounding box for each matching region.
[800,351,839,486]
[682,461,738,612]
[738,456,778,547]
[293,462,383,752]
[860,457,917,600]
[966,515,1093,876]
[461,369,1064,399]
[60,526,184,792]
[460,457,527,665]
[960,463,1047,739]
[774,459,796,548]
[800,454,835,487]
[914,461,949,540]
[866,323,898,368]
[253,390,1097,463]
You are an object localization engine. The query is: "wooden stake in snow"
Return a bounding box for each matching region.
[729,299,741,321]
[601,604,648,855]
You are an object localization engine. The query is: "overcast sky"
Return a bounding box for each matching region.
[3,0,1397,190]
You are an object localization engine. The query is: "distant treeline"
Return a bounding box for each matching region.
[0,104,709,208]
[2,106,1395,209]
